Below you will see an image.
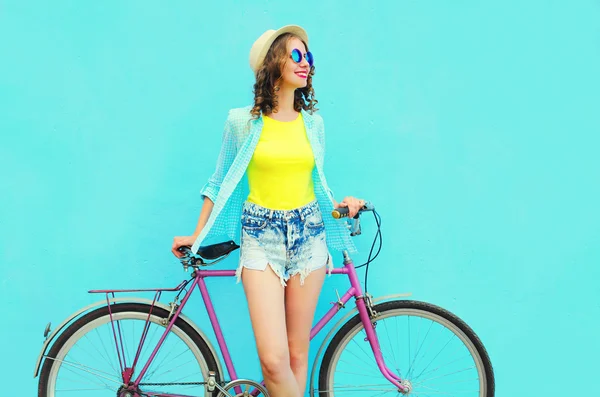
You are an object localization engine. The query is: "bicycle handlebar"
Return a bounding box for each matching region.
[177,246,203,270]
[331,202,374,219]
[177,246,192,255]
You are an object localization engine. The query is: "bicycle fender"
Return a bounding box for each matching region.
[33,297,224,379]
[308,292,412,397]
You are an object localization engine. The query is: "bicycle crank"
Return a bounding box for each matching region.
[117,385,141,397]
[216,379,270,397]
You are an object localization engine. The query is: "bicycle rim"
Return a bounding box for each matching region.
[320,301,492,396]
[41,306,212,397]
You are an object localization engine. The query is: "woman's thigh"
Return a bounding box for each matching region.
[285,266,327,354]
[241,264,289,360]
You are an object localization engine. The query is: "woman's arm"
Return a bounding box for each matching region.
[199,113,237,203]
[172,112,237,257]
[191,196,215,237]
[172,197,214,257]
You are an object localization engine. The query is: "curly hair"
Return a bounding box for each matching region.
[250,33,318,119]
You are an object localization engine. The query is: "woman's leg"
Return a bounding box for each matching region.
[242,265,300,397]
[285,266,327,396]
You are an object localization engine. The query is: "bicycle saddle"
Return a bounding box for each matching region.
[197,240,240,260]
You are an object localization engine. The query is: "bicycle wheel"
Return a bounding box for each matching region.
[38,303,221,397]
[318,300,494,396]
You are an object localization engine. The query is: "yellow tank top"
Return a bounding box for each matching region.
[246,113,316,210]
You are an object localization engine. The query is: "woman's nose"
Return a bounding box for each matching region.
[299,55,310,68]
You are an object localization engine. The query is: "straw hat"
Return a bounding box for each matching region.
[249,25,309,72]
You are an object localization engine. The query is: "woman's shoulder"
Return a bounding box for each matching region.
[226,106,254,125]
[302,108,323,125]
[222,106,254,137]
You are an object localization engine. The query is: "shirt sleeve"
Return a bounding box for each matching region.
[316,114,336,201]
[200,112,237,203]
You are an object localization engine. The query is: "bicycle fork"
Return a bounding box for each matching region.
[344,254,411,394]
[354,295,411,394]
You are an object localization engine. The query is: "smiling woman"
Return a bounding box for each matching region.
[250,30,318,120]
[171,25,365,397]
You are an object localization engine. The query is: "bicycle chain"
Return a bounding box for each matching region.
[126,380,228,397]
[139,382,208,386]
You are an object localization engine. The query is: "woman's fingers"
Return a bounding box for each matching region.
[346,202,354,217]
[341,196,364,218]
[172,237,186,257]
[351,203,360,218]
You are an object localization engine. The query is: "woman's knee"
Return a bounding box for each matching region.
[260,351,291,380]
[288,346,308,371]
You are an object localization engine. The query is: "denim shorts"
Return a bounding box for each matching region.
[236,200,333,287]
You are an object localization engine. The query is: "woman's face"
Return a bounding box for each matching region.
[280,37,311,90]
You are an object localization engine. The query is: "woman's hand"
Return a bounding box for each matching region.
[334,196,366,218]
[171,235,197,258]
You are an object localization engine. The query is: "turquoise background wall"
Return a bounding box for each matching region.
[1,0,599,395]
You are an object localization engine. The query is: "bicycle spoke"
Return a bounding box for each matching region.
[334,369,382,378]
[363,389,396,397]
[426,378,479,386]
[408,315,423,379]
[414,377,480,395]
[417,383,455,394]
[320,386,397,393]
[349,325,400,378]
[413,334,457,381]
[408,318,432,379]
[71,339,118,380]
[410,320,453,381]
[413,354,473,381]
[122,319,132,363]
[145,336,189,379]
[171,370,204,383]
[154,358,198,380]
[420,389,479,394]
[381,318,401,375]
[56,387,114,392]
[47,356,122,386]
[85,330,118,376]
[412,367,476,386]
[58,366,114,391]
[348,334,378,366]
[139,321,162,364]
[105,319,122,377]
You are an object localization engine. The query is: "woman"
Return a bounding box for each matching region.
[172,25,364,397]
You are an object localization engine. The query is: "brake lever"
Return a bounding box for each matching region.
[346,216,362,236]
[350,217,362,236]
[335,201,374,237]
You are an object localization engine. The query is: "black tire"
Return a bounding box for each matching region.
[38,303,221,397]
[318,300,495,396]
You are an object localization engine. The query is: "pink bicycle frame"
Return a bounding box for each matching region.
[90,255,407,396]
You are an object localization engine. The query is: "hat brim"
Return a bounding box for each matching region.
[253,25,309,72]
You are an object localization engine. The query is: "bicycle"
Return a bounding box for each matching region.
[34,203,495,396]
